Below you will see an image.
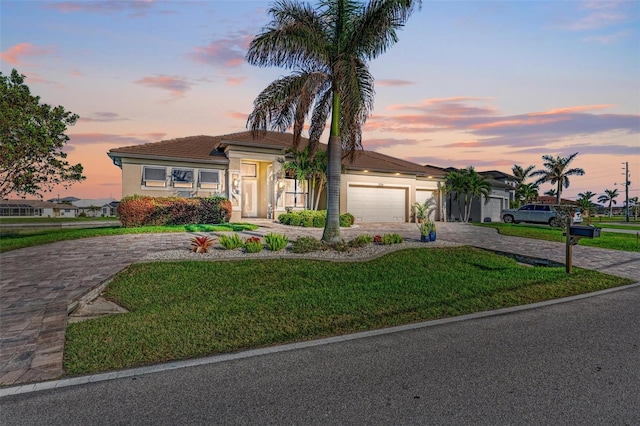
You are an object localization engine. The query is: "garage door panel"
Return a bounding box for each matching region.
[347,186,406,223]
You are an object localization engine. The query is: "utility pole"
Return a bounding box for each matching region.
[624,162,630,223]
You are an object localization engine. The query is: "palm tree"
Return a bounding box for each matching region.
[515,182,539,203]
[512,164,535,185]
[530,153,585,204]
[577,191,596,225]
[597,188,619,217]
[446,167,491,222]
[246,0,421,243]
[544,188,557,197]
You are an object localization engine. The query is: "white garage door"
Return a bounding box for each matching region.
[484,197,503,222]
[347,185,406,223]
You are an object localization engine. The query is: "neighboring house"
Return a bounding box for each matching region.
[537,196,576,205]
[0,200,78,218]
[437,167,516,223]
[107,131,446,223]
[73,198,118,217]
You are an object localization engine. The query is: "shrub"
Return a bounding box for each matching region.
[244,236,263,253]
[381,233,403,245]
[118,195,232,228]
[218,233,243,250]
[349,234,373,248]
[277,210,353,228]
[190,236,214,254]
[329,240,351,252]
[264,233,288,252]
[291,236,327,253]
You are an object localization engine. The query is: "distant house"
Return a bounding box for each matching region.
[537,196,576,205]
[47,196,81,204]
[0,200,78,218]
[73,198,118,217]
[107,131,447,223]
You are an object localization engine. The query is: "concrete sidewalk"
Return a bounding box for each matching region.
[1,221,638,386]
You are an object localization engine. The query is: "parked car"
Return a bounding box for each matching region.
[501,204,582,227]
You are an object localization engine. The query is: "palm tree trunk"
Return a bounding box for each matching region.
[556,182,562,204]
[322,93,342,243]
[314,177,325,210]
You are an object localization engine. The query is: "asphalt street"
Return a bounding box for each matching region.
[1,285,638,426]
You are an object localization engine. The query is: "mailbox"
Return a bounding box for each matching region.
[569,225,601,238]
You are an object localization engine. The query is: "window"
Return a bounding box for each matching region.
[143,166,167,187]
[534,205,550,211]
[199,170,219,189]
[172,168,194,188]
[241,163,257,177]
[284,178,307,208]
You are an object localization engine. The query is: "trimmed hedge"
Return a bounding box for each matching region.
[278,210,354,228]
[118,195,232,227]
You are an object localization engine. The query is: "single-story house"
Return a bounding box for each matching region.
[107,131,446,223]
[73,198,118,217]
[0,200,78,218]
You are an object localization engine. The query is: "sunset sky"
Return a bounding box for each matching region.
[1,0,638,202]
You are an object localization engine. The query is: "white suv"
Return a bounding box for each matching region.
[501,204,582,226]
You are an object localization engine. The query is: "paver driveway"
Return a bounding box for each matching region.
[1,222,638,386]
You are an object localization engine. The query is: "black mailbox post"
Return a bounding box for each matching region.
[565,221,601,273]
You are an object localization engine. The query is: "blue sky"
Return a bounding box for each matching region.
[1,0,638,201]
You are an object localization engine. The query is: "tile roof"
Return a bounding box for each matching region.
[108,131,442,177]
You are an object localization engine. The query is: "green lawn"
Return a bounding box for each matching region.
[64,247,632,376]
[478,223,639,252]
[0,216,118,224]
[0,223,258,253]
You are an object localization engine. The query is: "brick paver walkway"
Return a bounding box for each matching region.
[1,222,638,386]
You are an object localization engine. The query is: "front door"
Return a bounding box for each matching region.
[242,178,258,217]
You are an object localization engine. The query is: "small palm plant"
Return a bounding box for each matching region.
[190,236,214,254]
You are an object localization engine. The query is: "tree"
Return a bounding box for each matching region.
[530,153,585,204]
[544,188,557,197]
[512,164,535,206]
[597,188,619,217]
[446,167,491,222]
[281,146,327,210]
[515,182,539,203]
[1,69,85,198]
[246,0,421,243]
[577,191,596,225]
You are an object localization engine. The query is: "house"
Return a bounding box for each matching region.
[47,196,80,204]
[434,167,516,223]
[73,198,118,217]
[107,131,446,223]
[0,200,78,218]
[537,195,577,205]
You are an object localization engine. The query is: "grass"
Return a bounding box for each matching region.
[0,216,118,224]
[478,223,640,252]
[64,246,633,376]
[0,223,258,253]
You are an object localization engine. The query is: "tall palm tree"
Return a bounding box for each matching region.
[530,153,585,204]
[246,0,421,243]
[446,167,491,222]
[577,191,596,225]
[597,188,619,217]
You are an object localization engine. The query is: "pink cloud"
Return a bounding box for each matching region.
[189,35,252,68]
[388,97,497,116]
[377,79,414,87]
[439,141,483,148]
[79,112,129,123]
[45,0,161,17]
[68,132,166,146]
[362,138,423,149]
[225,111,248,120]
[530,104,613,116]
[226,76,248,86]
[0,43,54,65]
[135,75,191,98]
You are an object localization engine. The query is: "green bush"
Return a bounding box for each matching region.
[381,233,403,245]
[243,237,263,253]
[218,233,243,250]
[278,210,353,228]
[349,234,373,248]
[264,233,289,252]
[291,236,327,253]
